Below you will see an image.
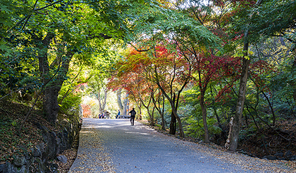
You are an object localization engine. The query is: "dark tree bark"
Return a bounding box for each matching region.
[225,0,264,152]
[169,112,176,135]
[38,32,74,124]
[139,93,154,126]
[198,69,210,143]
[154,68,188,138]
[43,51,73,124]
[226,42,250,151]
[151,89,166,130]
[292,58,296,102]
[169,93,177,135]
[160,94,166,130]
[200,90,210,143]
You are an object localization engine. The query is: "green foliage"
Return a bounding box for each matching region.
[184,115,222,139]
[239,125,257,141]
[58,90,82,114]
[11,120,17,127]
[128,1,222,52]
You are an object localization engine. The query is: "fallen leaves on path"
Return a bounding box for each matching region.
[69,125,115,173]
[138,120,296,173]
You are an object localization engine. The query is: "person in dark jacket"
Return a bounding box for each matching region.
[129,108,136,126]
[116,110,120,119]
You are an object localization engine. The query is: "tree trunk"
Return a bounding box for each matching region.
[174,110,184,137]
[292,58,296,103]
[151,106,155,126]
[200,92,210,143]
[169,112,176,135]
[227,42,250,151]
[98,88,108,114]
[117,88,124,113]
[43,87,60,124]
[161,95,166,130]
[152,90,166,129]
[44,50,73,124]
[137,101,142,120]
[153,64,188,138]
[38,33,55,124]
[226,0,263,152]
[123,92,129,116]
[170,94,185,138]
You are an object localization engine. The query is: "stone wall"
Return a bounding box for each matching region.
[0,119,81,173]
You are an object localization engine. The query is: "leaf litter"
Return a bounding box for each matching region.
[69,123,115,173]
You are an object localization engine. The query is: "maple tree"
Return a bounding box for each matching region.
[108,47,153,123]
[150,45,191,137]
[169,0,239,142]
[108,44,191,136]
[192,53,241,143]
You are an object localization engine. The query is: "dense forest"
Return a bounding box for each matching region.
[1,0,296,171]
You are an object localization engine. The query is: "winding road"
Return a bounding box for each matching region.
[69,118,292,173]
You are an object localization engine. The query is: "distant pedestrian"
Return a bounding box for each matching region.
[116,110,120,119]
[129,108,136,126]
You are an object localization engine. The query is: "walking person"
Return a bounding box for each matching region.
[116,110,120,119]
[129,108,136,126]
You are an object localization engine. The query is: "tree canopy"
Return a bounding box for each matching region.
[1,0,296,160]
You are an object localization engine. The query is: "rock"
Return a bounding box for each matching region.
[57,155,67,163]
[34,122,43,130]
[42,129,50,144]
[285,150,293,158]
[24,151,31,160]
[63,128,71,149]
[37,143,45,153]
[48,163,58,173]
[263,155,277,160]
[13,155,26,166]
[56,137,61,154]
[0,118,81,173]
[290,156,296,161]
[32,147,42,157]
[46,131,58,160]
[0,162,6,173]
[18,165,26,173]
[56,136,61,145]
[58,132,67,152]
[35,157,48,172]
[238,150,247,154]
[277,157,286,160]
[275,152,284,157]
[5,161,17,173]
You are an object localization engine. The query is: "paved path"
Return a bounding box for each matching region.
[69,118,292,173]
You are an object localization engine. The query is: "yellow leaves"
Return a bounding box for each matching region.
[232,49,253,60]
